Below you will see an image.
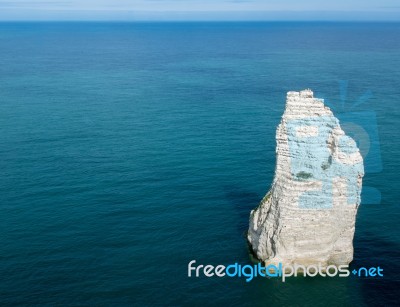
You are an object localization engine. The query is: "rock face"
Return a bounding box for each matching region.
[248,89,364,266]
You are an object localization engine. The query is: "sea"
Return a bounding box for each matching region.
[0,22,399,306]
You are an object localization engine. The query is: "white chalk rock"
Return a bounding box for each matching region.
[248,89,364,266]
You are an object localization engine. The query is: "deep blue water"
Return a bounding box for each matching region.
[0,22,399,306]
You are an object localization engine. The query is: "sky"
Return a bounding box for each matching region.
[0,0,399,21]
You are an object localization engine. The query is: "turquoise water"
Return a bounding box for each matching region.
[0,22,399,306]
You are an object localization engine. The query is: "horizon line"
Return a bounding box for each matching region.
[0,20,400,23]
[0,9,399,22]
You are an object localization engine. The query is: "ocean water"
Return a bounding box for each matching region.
[0,22,399,306]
